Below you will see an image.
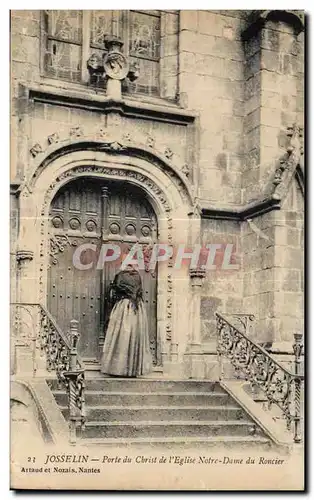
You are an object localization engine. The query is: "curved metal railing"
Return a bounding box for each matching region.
[216,312,304,443]
[11,302,85,443]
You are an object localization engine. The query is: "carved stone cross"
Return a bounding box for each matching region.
[87,35,140,100]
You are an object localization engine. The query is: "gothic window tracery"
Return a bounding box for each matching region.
[128,11,161,96]
[44,10,82,82]
[42,10,165,97]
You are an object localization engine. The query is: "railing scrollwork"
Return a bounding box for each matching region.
[39,307,86,444]
[216,312,304,443]
[11,302,86,444]
[231,314,255,336]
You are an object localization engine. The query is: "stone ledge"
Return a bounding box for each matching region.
[23,81,197,126]
[221,379,293,447]
[200,195,281,221]
[11,377,69,445]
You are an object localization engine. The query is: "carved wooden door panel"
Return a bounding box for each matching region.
[101,183,159,366]
[48,178,103,360]
[47,178,159,365]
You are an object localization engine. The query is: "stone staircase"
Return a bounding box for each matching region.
[47,377,272,448]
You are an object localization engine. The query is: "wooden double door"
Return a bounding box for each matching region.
[47,177,159,365]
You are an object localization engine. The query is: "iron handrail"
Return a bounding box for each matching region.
[217,313,303,379]
[11,302,86,443]
[216,312,304,443]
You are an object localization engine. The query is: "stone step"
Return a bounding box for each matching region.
[53,390,233,407]
[81,435,272,449]
[60,405,246,422]
[81,420,258,439]
[48,378,270,446]
[48,378,225,393]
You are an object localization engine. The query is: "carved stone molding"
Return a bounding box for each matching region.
[43,167,172,217]
[287,124,304,154]
[87,53,103,78]
[69,126,84,138]
[16,250,34,264]
[189,267,206,287]
[166,274,173,341]
[273,159,287,187]
[29,126,164,163]
[27,125,194,206]
[182,164,191,178]
[273,124,304,194]
[122,132,131,143]
[29,143,43,158]
[27,84,196,127]
[146,135,155,148]
[12,303,38,347]
[87,35,139,98]
[164,147,174,160]
[99,141,126,152]
[104,53,129,82]
[47,132,59,145]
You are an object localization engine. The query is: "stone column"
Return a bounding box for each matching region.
[167,274,189,378]
[242,10,304,203]
[16,250,34,303]
[184,267,206,378]
[14,250,37,375]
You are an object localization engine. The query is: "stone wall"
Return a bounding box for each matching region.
[242,178,304,347]
[273,179,304,346]
[242,210,278,343]
[200,218,242,343]
[11,11,304,205]
[11,10,41,181]
[179,11,245,205]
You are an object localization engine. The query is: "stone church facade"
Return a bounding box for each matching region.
[10,10,304,448]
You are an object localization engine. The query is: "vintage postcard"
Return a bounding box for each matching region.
[10,9,305,490]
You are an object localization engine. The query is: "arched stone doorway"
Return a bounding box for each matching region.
[48,177,160,366]
[17,142,201,377]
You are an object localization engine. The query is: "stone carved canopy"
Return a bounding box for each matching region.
[242,9,305,40]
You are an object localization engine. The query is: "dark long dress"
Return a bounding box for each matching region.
[100,267,153,377]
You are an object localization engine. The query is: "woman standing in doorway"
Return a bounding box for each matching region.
[101,264,152,377]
